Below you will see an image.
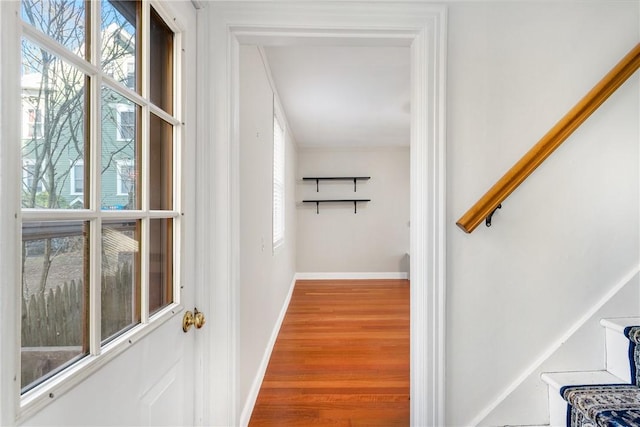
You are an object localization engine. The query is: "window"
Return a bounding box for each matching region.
[70,161,84,195]
[116,159,135,196]
[25,108,43,138]
[22,159,45,194]
[125,60,135,90]
[20,0,179,398]
[273,112,285,249]
[116,105,135,140]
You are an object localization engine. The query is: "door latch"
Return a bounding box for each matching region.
[182,308,206,332]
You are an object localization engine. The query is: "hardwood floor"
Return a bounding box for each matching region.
[249,279,410,427]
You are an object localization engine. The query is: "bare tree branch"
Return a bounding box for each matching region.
[21,0,136,293]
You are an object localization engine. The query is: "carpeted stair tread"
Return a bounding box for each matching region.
[625,327,640,345]
[561,383,640,426]
[543,371,627,426]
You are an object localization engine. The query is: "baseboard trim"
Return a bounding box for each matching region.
[468,264,640,426]
[295,272,409,281]
[238,274,297,427]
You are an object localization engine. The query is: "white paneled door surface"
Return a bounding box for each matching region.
[0,1,202,426]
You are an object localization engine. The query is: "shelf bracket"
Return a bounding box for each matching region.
[315,179,319,192]
[315,201,319,214]
[485,204,502,227]
[353,178,357,192]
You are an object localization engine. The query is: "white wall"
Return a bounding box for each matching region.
[238,46,298,420]
[296,148,410,275]
[481,271,640,425]
[446,2,640,425]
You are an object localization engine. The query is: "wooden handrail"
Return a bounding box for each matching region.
[457,43,640,233]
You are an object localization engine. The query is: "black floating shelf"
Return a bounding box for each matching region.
[303,199,371,214]
[303,176,370,192]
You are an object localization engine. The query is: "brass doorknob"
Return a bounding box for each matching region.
[182,308,206,332]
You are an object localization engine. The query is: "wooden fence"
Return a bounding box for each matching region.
[22,279,83,347]
[21,263,134,389]
[21,262,134,347]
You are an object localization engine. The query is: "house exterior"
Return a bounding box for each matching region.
[21,74,137,211]
[0,1,638,426]
[21,17,137,211]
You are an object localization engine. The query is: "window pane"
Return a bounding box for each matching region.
[70,162,84,196]
[101,220,140,343]
[101,0,138,92]
[21,0,88,60]
[101,87,139,210]
[149,219,173,315]
[149,7,173,114]
[21,221,89,392]
[21,39,88,209]
[149,114,173,210]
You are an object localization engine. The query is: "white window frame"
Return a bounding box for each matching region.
[116,104,135,141]
[69,160,84,195]
[116,159,135,196]
[272,108,285,251]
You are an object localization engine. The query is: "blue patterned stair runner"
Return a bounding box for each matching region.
[624,326,640,385]
[561,384,640,426]
[558,326,640,426]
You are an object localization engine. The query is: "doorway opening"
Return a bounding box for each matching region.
[197,4,446,425]
[238,42,411,424]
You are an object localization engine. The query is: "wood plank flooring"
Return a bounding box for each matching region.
[249,279,410,427]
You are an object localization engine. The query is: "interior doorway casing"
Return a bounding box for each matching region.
[196,3,447,426]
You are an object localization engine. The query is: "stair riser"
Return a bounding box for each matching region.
[606,328,633,383]
[548,387,567,426]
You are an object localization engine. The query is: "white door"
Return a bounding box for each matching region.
[0,1,203,425]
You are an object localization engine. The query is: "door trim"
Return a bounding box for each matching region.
[0,1,22,424]
[197,3,447,425]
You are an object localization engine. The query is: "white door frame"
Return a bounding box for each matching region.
[0,1,22,424]
[196,3,447,426]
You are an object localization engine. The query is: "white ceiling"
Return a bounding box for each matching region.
[262,45,411,148]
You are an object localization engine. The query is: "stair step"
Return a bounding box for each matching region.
[541,370,625,426]
[601,317,640,383]
[541,370,625,390]
[562,384,640,425]
[600,317,640,333]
